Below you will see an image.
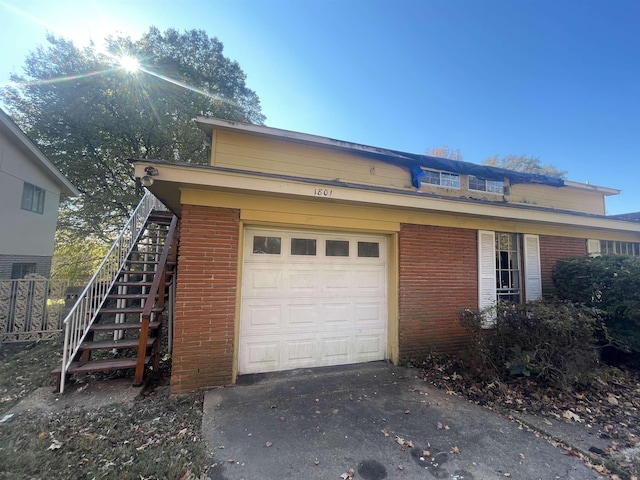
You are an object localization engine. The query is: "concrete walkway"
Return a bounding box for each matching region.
[202,362,604,480]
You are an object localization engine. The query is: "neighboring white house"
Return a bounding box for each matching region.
[0,108,79,279]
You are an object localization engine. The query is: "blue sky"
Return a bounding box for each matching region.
[1,0,638,214]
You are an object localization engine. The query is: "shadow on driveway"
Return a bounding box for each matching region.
[202,362,603,480]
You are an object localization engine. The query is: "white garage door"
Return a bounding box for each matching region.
[239,228,388,374]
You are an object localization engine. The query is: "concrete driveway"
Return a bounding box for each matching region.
[202,362,603,480]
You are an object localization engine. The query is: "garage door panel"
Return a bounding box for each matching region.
[325,271,351,289]
[288,270,320,291]
[355,303,382,323]
[243,340,279,372]
[319,336,350,361]
[240,228,387,375]
[355,334,384,356]
[243,303,282,329]
[324,303,351,323]
[248,269,283,291]
[287,304,317,326]
[283,338,316,364]
[355,269,385,291]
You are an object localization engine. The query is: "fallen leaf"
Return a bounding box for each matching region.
[381,428,390,437]
[48,439,63,450]
[265,441,273,447]
[562,410,582,422]
[422,450,431,457]
[395,436,414,450]
[404,409,410,414]
[437,422,443,429]
[519,453,525,459]
[38,432,47,439]
[398,464,404,470]
[503,474,511,478]
[450,446,460,454]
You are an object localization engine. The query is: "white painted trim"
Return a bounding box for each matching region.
[523,234,542,301]
[478,230,497,321]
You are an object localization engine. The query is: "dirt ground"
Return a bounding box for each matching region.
[0,340,209,480]
[420,355,640,479]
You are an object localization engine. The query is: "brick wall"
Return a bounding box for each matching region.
[398,224,478,359]
[0,255,52,279]
[170,204,240,394]
[539,235,586,296]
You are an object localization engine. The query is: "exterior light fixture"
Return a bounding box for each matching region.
[141,166,159,187]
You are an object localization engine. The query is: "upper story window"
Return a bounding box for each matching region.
[21,182,45,214]
[421,169,460,188]
[469,176,504,194]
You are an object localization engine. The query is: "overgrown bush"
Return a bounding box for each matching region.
[461,300,601,389]
[552,255,640,355]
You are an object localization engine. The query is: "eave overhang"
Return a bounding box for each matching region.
[133,159,640,237]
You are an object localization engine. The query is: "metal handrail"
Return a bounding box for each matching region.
[59,191,162,393]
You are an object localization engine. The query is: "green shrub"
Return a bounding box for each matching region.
[461,300,601,389]
[552,255,640,354]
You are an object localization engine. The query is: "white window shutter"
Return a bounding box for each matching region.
[523,234,542,301]
[478,230,497,311]
[587,239,601,257]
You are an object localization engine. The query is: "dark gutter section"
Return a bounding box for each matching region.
[609,212,640,223]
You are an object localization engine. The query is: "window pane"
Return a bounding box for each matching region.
[422,170,440,185]
[253,236,281,254]
[21,183,34,210]
[441,173,460,188]
[469,176,485,191]
[495,232,520,303]
[326,240,349,257]
[486,180,504,194]
[11,263,36,279]
[358,241,379,258]
[291,238,317,256]
[20,182,45,213]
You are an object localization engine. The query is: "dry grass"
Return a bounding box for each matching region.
[0,339,210,480]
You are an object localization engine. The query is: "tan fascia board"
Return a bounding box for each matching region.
[0,109,80,197]
[134,161,640,236]
[563,180,620,196]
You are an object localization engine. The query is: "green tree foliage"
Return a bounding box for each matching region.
[483,154,566,178]
[552,255,640,354]
[50,233,109,286]
[1,27,265,240]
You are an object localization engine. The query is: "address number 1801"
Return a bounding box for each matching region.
[314,188,333,197]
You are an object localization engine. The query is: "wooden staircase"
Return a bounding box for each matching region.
[53,210,178,389]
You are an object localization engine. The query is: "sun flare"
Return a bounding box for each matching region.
[118,55,140,73]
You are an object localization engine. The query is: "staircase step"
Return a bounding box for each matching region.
[52,356,151,375]
[90,320,161,332]
[119,269,158,275]
[107,293,165,300]
[126,260,176,266]
[113,281,172,287]
[80,338,156,351]
[98,306,164,315]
